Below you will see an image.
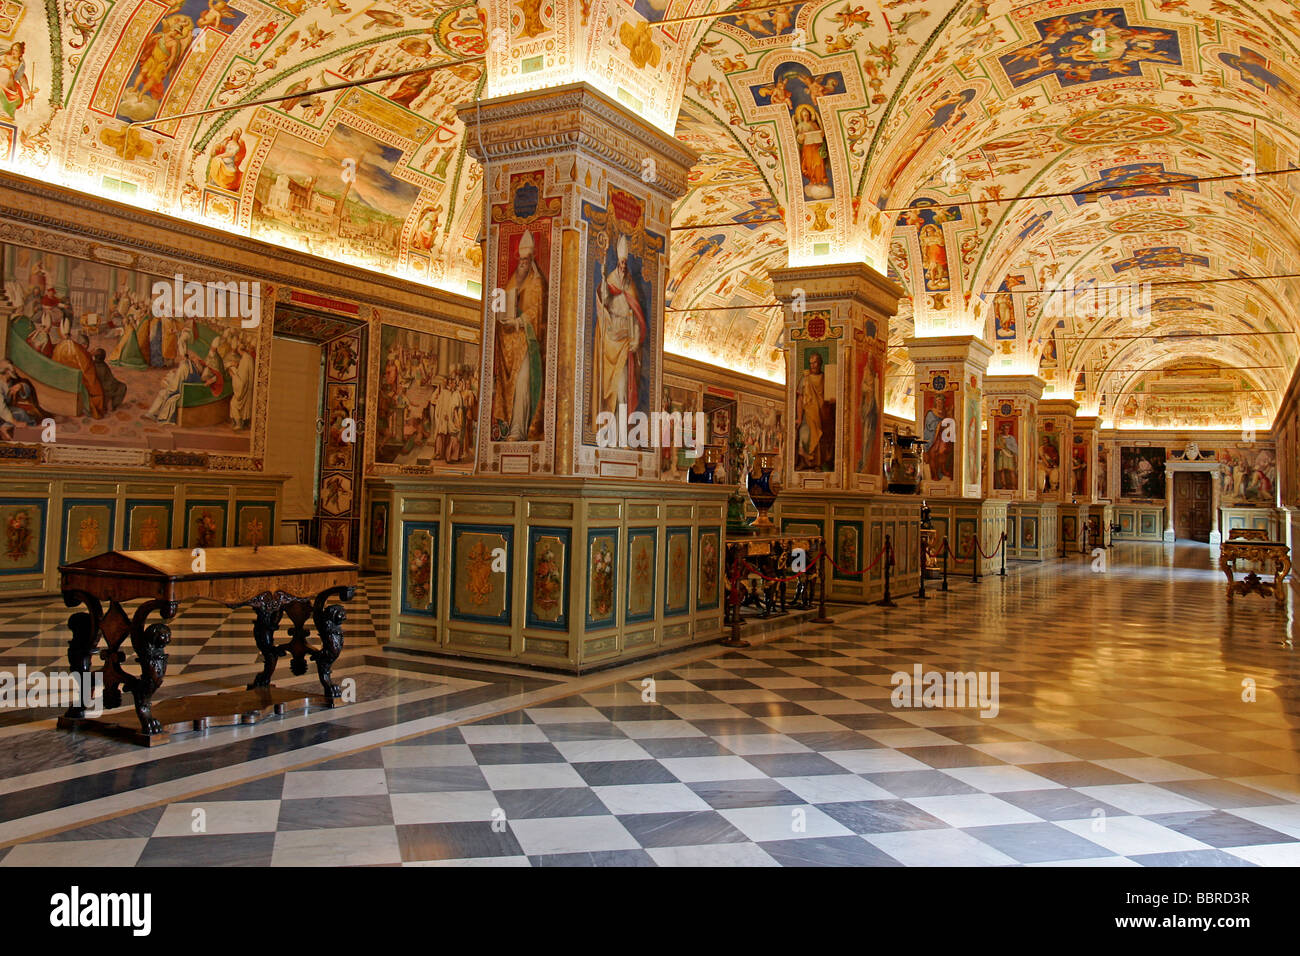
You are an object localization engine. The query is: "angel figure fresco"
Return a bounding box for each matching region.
[0,42,34,121]
[794,105,831,198]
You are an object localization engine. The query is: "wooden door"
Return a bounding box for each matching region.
[1174,472,1212,542]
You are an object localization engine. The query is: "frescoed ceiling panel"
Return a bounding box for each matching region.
[4,0,1300,427]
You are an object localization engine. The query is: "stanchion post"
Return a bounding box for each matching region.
[917,540,929,600]
[999,531,1006,577]
[971,536,980,583]
[720,547,750,648]
[875,536,897,608]
[811,544,835,624]
[941,540,949,591]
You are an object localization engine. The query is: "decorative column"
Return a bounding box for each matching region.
[1035,399,1078,503]
[771,263,903,492]
[904,336,993,498]
[984,375,1042,560]
[459,83,697,479]
[1072,416,1110,548]
[984,375,1044,502]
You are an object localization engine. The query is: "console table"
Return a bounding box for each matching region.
[1219,539,1290,607]
[57,546,358,744]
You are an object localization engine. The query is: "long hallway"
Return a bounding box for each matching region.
[1,544,1296,867]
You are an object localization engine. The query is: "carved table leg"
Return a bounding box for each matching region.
[282,600,314,678]
[61,590,103,719]
[125,600,176,736]
[1274,555,1292,607]
[248,594,288,689]
[310,585,355,699]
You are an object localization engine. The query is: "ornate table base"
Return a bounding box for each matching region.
[1220,540,1291,607]
[57,685,341,747]
[57,584,356,743]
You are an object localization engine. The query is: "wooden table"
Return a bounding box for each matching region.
[58,546,358,744]
[1219,539,1291,607]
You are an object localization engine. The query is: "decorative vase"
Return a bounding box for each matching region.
[688,445,721,483]
[746,452,777,531]
[887,436,923,494]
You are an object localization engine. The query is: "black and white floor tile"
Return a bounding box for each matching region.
[1,547,1297,866]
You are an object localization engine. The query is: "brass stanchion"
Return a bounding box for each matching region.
[875,536,897,608]
[971,537,981,583]
[999,531,1007,577]
[917,540,929,600]
[811,546,835,624]
[941,539,949,592]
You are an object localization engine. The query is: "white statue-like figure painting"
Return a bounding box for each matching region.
[591,234,647,427]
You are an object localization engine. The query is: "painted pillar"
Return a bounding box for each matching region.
[984,375,1044,503]
[904,336,993,499]
[1071,416,1100,503]
[1035,399,1078,503]
[770,263,903,492]
[459,83,696,479]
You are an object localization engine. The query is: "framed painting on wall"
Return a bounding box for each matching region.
[585,528,619,629]
[450,524,513,625]
[185,501,227,550]
[664,527,692,617]
[400,521,438,617]
[526,527,570,631]
[697,529,721,611]
[0,499,45,576]
[626,527,657,624]
[60,499,116,565]
[125,500,172,551]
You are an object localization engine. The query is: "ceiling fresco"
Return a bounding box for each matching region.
[2,0,1299,426]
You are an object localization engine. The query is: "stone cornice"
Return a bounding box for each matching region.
[664,352,783,399]
[0,170,481,326]
[904,335,994,370]
[457,82,698,200]
[983,374,1046,400]
[768,261,905,318]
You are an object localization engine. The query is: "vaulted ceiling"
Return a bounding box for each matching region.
[4,0,1299,427]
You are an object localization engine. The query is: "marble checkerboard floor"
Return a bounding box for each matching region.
[0,545,1298,866]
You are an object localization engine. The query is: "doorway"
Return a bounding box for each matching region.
[1173,471,1213,542]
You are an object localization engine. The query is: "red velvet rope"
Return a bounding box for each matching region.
[822,541,891,577]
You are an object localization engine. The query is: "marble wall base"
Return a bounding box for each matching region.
[1112,504,1166,542]
[1221,506,1283,541]
[387,478,730,673]
[1006,501,1058,561]
[773,492,922,602]
[916,497,1008,577]
[1090,503,1114,548]
[0,467,284,596]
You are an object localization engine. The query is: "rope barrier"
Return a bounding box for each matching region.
[822,542,891,578]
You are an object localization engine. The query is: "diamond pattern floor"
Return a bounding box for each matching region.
[1,544,1297,866]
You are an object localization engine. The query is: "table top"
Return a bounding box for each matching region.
[61,545,357,582]
[1221,540,1286,550]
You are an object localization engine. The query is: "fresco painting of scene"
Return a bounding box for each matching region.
[252,124,421,268]
[374,324,479,467]
[0,244,260,453]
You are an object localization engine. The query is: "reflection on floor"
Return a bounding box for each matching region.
[1,545,1297,866]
